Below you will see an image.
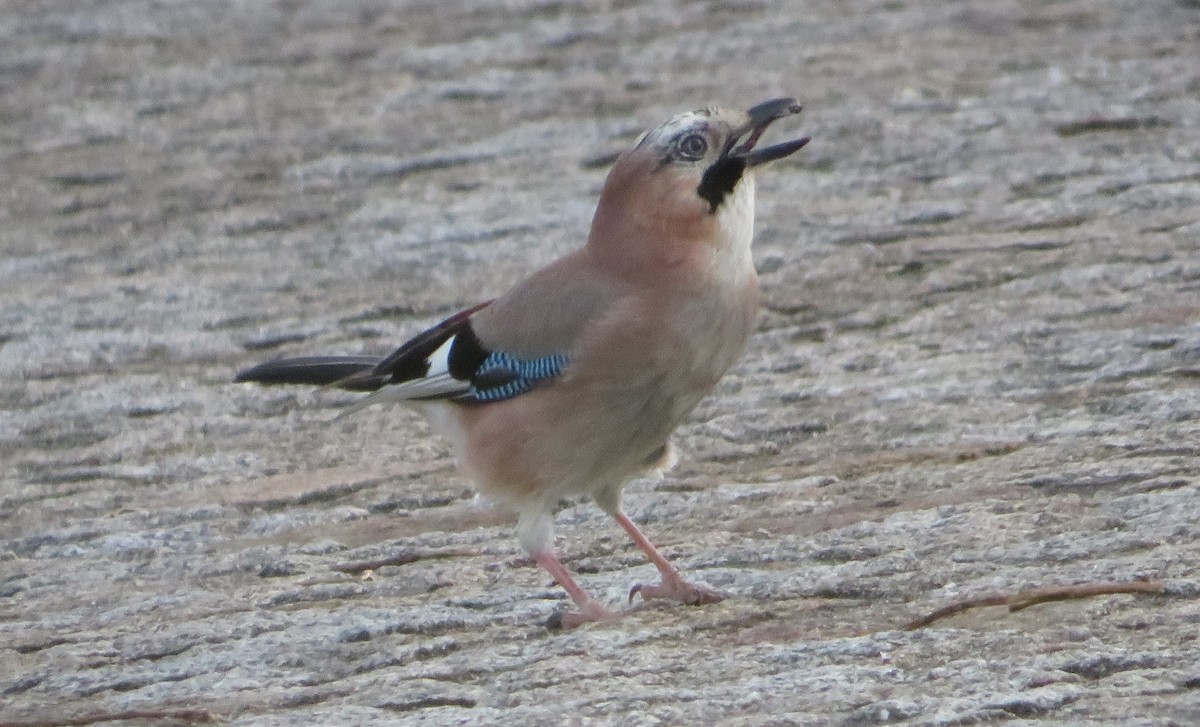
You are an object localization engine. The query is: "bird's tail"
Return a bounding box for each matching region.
[234,356,387,392]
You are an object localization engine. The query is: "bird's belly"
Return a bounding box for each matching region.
[449,376,697,506]
[439,286,758,507]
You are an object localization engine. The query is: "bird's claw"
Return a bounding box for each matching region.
[628,579,726,606]
[545,598,617,630]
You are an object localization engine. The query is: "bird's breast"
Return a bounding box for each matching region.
[661,276,760,391]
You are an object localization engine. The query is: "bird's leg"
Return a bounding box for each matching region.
[520,505,614,627]
[533,550,615,628]
[613,509,725,606]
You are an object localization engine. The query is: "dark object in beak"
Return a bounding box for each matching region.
[727,97,810,167]
[745,97,804,129]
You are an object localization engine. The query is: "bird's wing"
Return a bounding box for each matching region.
[356,250,626,408]
[340,297,576,413]
[237,250,627,413]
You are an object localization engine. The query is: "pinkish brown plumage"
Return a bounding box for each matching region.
[236,99,809,627]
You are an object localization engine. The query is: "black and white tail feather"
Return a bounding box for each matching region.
[235,302,570,411]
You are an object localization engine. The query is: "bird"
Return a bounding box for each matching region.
[236,98,809,627]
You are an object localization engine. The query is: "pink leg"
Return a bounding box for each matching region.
[612,510,725,606]
[533,550,615,628]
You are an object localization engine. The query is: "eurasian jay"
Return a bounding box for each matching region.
[236,98,809,627]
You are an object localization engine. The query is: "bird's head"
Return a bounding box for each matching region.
[589,98,808,278]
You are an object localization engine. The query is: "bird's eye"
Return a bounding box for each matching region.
[676,133,708,160]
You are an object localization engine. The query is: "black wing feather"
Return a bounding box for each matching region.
[234,355,385,391]
[234,302,492,393]
[372,301,492,384]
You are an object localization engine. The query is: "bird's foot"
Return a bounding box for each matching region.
[628,576,725,606]
[545,598,618,630]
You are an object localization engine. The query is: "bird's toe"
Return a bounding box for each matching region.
[629,578,726,606]
[545,598,617,630]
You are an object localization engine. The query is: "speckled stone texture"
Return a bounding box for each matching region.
[3,1,1199,725]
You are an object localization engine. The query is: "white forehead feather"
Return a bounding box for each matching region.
[635,108,718,151]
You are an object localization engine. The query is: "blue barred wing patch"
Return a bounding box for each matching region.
[467,351,570,402]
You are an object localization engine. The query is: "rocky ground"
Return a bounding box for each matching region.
[3,0,1200,725]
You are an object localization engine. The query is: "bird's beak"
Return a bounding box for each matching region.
[725,97,810,167]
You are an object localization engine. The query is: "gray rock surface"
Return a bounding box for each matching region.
[3,0,1199,724]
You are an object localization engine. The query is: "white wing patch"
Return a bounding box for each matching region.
[425,336,454,378]
[337,336,469,417]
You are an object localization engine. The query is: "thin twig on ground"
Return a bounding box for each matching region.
[331,548,473,574]
[904,580,1166,630]
[0,708,215,727]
